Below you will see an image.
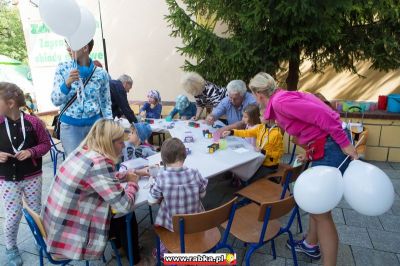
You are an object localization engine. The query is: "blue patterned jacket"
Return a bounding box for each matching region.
[51,59,112,126]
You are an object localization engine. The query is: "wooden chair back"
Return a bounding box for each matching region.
[172,197,237,234]
[280,164,306,185]
[257,196,296,222]
[22,200,47,239]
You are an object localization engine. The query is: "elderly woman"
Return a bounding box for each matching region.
[249,72,358,266]
[181,72,227,120]
[206,80,257,133]
[42,119,149,264]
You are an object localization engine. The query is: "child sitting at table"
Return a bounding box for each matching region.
[139,89,162,119]
[148,137,208,256]
[241,104,261,147]
[167,94,197,120]
[122,122,157,161]
[222,119,284,182]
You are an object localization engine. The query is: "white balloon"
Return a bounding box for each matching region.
[68,7,96,51]
[294,166,344,214]
[39,0,81,36]
[343,160,395,216]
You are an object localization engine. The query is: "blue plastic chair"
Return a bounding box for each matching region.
[154,197,238,265]
[223,196,299,266]
[47,132,65,176]
[22,203,121,266]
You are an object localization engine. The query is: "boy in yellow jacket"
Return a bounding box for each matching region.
[222,123,284,181]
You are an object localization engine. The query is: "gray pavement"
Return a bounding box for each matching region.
[1,154,399,265]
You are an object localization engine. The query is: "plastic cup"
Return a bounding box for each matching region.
[219,139,227,150]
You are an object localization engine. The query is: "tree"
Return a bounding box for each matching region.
[0,0,28,62]
[165,0,400,90]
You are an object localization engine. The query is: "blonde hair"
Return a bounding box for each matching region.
[181,72,205,96]
[249,72,277,97]
[81,119,125,164]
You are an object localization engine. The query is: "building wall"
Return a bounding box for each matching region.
[283,117,400,162]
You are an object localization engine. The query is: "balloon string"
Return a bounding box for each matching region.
[337,134,365,170]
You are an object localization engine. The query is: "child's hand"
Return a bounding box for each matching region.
[15,150,31,161]
[342,144,359,160]
[139,111,146,117]
[0,152,14,163]
[126,172,140,183]
[66,69,80,87]
[296,154,308,163]
[222,131,231,138]
[190,116,198,121]
[206,114,215,125]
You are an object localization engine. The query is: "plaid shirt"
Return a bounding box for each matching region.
[149,166,208,231]
[42,147,138,260]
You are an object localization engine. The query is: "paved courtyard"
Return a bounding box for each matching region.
[1,154,400,265]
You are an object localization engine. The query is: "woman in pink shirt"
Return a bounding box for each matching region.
[249,72,358,266]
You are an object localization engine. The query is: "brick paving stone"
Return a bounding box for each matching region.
[352,246,400,266]
[379,213,400,233]
[343,209,383,229]
[368,228,400,253]
[336,224,373,248]
[369,161,394,170]
[337,244,355,266]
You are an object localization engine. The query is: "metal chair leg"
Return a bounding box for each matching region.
[287,231,298,266]
[156,236,161,266]
[271,239,276,259]
[110,239,123,266]
[125,213,135,266]
[244,245,257,266]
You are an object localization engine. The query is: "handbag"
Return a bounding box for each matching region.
[52,66,97,139]
[306,136,327,161]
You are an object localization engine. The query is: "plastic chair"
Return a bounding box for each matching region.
[222,196,299,266]
[47,132,65,176]
[236,163,308,233]
[154,197,238,265]
[22,202,121,266]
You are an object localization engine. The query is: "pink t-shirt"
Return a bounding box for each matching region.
[264,90,350,148]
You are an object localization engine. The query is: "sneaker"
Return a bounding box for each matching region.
[6,247,23,266]
[286,238,321,260]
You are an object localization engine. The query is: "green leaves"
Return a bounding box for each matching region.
[165,0,400,90]
[0,0,28,63]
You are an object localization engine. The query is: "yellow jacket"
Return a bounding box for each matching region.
[233,124,284,167]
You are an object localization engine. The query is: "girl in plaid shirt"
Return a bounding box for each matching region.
[149,138,208,254]
[43,119,140,261]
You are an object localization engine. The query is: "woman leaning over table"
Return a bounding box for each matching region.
[42,119,149,265]
[249,72,358,266]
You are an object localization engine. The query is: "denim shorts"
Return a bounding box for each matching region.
[311,136,350,174]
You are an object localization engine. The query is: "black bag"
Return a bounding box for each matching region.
[52,67,97,139]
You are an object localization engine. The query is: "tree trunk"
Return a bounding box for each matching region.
[286,44,301,91]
